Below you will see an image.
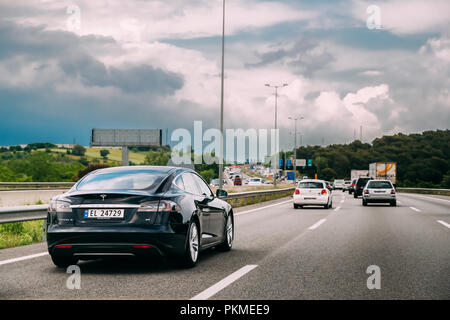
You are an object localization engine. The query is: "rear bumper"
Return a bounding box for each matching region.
[47,225,187,258]
[293,195,329,205]
[363,195,396,203]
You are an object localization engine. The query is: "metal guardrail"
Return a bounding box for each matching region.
[0,204,48,224]
[0,187,295,224]
[0,182,74,191]
[396,187,450,196]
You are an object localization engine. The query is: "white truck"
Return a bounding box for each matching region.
[369,162,397,185]
[350,170,369,181]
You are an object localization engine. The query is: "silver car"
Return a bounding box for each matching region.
[362,180,396,206]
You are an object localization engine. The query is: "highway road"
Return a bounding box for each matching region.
[0,192,449,299]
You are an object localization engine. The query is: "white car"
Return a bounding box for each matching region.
[293,179,333,209]
[248,178,263,185]
[362,180,396,206]
[333,179,345,189]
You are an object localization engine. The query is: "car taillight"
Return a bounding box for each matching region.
[391,189,395,194]
[321,189,327,195]
[364,189,369,194]
[138,200,180,213]
[295,189,300,194]
[350,184,354,187]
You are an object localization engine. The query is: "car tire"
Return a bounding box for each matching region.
[329,201,332,209]
[217,214,233,252]
[390,201,396,206]
[180,220,200,268]
[362,199,367,206]
[353,192,358,198]
[293,204,299,209]
[51,254,78,268]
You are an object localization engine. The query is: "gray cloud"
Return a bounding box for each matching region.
[246,37,334,76]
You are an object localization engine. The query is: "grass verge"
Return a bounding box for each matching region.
[0,220,44,249]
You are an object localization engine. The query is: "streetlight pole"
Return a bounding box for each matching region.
[218,0,226,190]
[289,116,304,181]
[265,83,288,187]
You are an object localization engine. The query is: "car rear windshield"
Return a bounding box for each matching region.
[367,181,392,189]
[250,178,260,182]
[298,182,324,189]
[76,170,165,191]
[357,178,371,186]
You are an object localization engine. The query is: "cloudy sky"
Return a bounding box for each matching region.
[0,0,449,149]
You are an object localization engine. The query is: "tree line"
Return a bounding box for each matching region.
[293,130,449,188]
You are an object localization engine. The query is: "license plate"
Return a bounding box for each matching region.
[304,197,316,200]
[84,209,124,219]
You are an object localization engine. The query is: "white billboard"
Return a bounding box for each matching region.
[91,129,162,147]
[295,159,306,167]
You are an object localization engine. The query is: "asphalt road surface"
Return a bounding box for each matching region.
[1,192,449,299]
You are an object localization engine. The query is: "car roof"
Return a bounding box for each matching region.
[89,165,190,175]
[367,179,392,183]
[298,179,325,183]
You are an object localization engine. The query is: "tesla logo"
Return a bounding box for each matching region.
[100,195,107,201]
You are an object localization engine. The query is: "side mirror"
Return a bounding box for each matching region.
[216,189,228,199]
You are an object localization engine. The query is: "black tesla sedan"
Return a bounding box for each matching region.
[46,166,234,268]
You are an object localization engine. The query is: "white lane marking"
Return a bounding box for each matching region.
[191,265,258,300]
[409,206,421,213]
[0,252,48,266]
[308,219,327,230]
[340,199,345,203]
[437,220,450,229]
[235,200,292,216]
[400,194,450,203]
[334,206,341,211]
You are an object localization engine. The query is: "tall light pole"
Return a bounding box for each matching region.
[265,83,288,187]
[218,0,226,190]
[289,115,304,180]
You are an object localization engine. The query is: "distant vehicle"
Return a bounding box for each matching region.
[333,179,345,189]
[210,179,226,187]
[248,178,263,185]
[263,180,272,185]
[348,179,357,194]
[46,166,234,268]
[293,179,333,209]
[362,180,396,206]
[353,177,372,198]
[325,181,333,191]
[342,180,351,192]
[233,176,242,186]
[369,162,397,185]
[350,169,369,181]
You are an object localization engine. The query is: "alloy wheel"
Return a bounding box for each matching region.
[189,223,199,262]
